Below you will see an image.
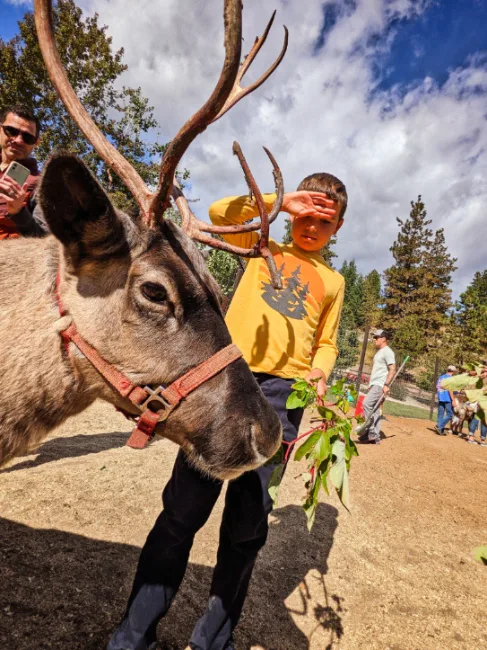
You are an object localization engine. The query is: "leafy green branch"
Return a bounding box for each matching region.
[441,363,487,420]
[268,377,362,530]
[473,546,487,565]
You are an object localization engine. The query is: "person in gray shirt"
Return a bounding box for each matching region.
[359,329,396,445]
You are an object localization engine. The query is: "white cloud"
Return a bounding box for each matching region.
[76,0,486,296]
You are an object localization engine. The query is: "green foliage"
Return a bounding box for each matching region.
[0,0,166,211]
[389,381,407,402]
[335,304,359,370]
[455,270,487,360]
[339,260,365,327]
[362,269,382,328]
[441,367,487,420]
[268,377,359,530]
[473,546,487,565]
[335,262,383,371]
[206,250,240,296]
[282,217,293,245]
[383,196,457,361]
[335,259,370,370]
[321,235,338,267]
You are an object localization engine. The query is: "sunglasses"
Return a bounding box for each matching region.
[1,124,38,146]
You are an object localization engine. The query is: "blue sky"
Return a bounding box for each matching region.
[4,1,486,88]
[0,0,486,295]
[0,2,25,40]
[376,0,487,89]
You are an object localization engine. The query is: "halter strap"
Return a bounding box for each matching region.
[55,272,242,448]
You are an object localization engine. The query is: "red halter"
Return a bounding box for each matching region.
[55,273,242,449]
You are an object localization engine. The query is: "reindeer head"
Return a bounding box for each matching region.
[33,0,289,478]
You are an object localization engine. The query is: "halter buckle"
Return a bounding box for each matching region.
[139,385,175,422]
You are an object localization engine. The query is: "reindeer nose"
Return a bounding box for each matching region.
[250,418,282,463]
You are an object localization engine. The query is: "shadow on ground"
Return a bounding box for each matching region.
[0,503,341,650]
[0,432,130,474]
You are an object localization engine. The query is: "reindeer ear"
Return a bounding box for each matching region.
[39,153,128,259]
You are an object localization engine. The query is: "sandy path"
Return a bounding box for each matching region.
[1,402,485,649]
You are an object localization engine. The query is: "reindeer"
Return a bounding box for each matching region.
[0,0,290,480]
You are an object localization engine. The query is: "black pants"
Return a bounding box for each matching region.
[107,373,304,650]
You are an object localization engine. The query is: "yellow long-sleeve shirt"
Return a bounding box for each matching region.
[209,194,345,380]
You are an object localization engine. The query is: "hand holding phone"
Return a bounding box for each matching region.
[4,161,30,187]
[0,162,31,215]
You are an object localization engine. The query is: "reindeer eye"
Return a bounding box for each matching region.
[141,282,167,303]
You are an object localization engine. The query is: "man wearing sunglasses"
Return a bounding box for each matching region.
[0,106,46,239]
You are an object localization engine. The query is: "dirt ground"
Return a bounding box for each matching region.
[1,402,486,650]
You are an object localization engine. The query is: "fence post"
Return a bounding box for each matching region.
[429,356,439,421]
[355,326,370,398]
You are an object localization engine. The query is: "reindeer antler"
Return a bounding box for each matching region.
[212,11,289,123]
[34,0,286,288]
[172,142,284,289]
[34,0,152,215]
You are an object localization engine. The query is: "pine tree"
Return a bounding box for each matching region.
[283,218,293,245]
[206,250,240,297]
[320,235,338,267]
[421,228,457,333]
[339,260,364,327]
[456,270,487,360]
[383,196,456,360]
[0,0,165,211]
[335,303,359,370]
[362,270,382,328]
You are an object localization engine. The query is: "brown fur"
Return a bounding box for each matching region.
[0,154,281,478]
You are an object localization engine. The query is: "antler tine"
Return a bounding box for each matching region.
[33,0,151,215]
[231,141,269,240]
[149,0,243,228]
[211,11,289,124]
[172,142,283,289]
[231,142,283,289]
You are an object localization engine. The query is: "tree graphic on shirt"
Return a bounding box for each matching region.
[261,264,310,319]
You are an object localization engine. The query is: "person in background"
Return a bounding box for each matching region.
[0,105,46,238]
[358,329,396,445]
[435,365,457,436]
[467,406,487,446]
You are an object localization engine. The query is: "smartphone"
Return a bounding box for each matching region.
[4,161,30,187]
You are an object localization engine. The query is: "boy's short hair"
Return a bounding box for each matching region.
[297,172,348,219]
[0,105,41,138]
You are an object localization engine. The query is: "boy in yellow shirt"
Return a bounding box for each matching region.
[108,173,347,650]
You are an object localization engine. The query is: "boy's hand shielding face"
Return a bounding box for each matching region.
[282,191,339,222]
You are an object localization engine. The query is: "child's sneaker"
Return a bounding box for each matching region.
[480,439,487,447]
[467,438,478,445]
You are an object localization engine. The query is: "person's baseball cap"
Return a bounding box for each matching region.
[372,329,389,339]
[447,365,457,372]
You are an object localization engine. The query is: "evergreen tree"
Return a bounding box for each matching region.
[383,196,456,360]
[321,235,338,267]
[0,0,165,211]
[335,303,359,370]
[339,260,364,327]
[283,217,293,245]
[362,269,382,327]
[421,228,457,332]
[206,250,240,297]
[456,270,487,359]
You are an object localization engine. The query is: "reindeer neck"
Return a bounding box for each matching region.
[0,237,95,467]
